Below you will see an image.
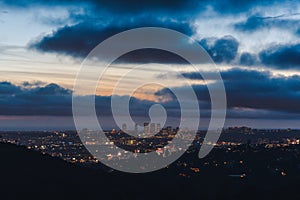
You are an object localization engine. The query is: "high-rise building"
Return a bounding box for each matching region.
[143,122,149,133]
[150,123,156,134]
[122,123,127,132]
[167,126,172,133]
[134,123,138,134]
[156,123,161,133]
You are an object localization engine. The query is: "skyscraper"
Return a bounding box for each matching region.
[156,123,161,133]
[122,123,127,132]
[143,122,149,133]
[134,123,138,134]
[167,126,172,133]
[150,123,156,134]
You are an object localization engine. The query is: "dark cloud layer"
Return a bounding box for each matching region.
[31,18,193,62]
[259,44,300,69]
[0,82,72,115]
[32,22,239,64]
[158,68,300,114]
[205,0,284,14]
[0,0,198,13]
[2,68,300,119]
[32,17,300,68]
[0,81,181,118]
[1,0,288,15]
[0,82,22,94]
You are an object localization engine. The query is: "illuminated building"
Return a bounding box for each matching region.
[156,123,161,132]
[122,123,127,132]
[134,123,138,134]
[150,123,156,134]
[144,122,149,133]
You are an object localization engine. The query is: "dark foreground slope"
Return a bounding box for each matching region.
[0,142,299,200]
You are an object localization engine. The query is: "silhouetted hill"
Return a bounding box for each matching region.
[0,142,299,200]
[0,142,202,200]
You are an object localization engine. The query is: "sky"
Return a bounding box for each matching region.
[1,0,300,130]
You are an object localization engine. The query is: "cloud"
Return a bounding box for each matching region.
[0,82,181,118]
[239,52,258,66]
[83,0,282,15]
[200,35,239,63]
[205,0,285,14]
[1,0,288,15]
[2,69,300,120]
[89,0,200,15]
[13,0,300,66]
[22,81,46,88]
[32,83,72,95]
[234,14,300,33]
[0,82,22,94]
[259,43,300,69]
[157,68,300,115]
[0,83,72,115]
[0,0,198,13]
[31,13,243,64]
[235,16,269,32]
[30,18,193,62]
